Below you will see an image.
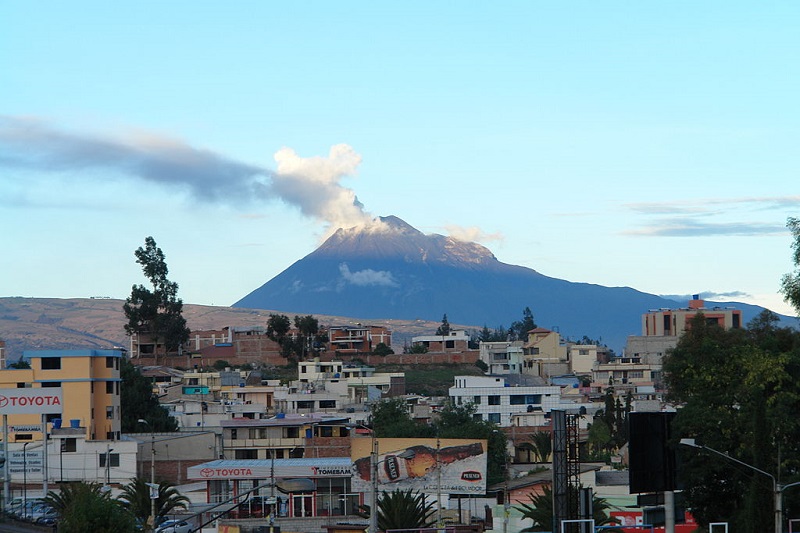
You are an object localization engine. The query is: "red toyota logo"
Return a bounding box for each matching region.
[200,468,215,478]
[0,396,7,408]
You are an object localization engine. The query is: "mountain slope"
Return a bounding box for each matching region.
[235,216,790,350]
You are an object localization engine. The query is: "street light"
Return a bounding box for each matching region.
[138,419,156,529]
[680,438,800,533]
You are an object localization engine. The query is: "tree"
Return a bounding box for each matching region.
[781,216,800,315]
[527,431,552,463]
[121,357,177,432]
[213,359,231,370]
[123,237,190,359]
[376,489,435,531]
[44,482,136,533]
[436,313,452,336]
[294,314,322,360]
[663,313,800,531]
[475,359,489,373]
[370,397,434,438]
[372,342,394,356]
[510,307,537,341]
[406,343,428,354]
[119,478,190,527]
[514,485,620,532]
[435,402,508,486]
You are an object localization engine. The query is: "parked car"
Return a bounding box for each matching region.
[155,519,193,533]
[30,503,57,524]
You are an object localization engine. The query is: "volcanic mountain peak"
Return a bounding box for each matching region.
[318,215,498,267]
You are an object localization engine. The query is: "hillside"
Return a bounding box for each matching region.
[0,297,452,361]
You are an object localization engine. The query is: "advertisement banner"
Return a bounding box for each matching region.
[0,388,63,415]
[351,438,487,495]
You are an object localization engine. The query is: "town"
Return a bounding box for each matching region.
[0,294,769,533]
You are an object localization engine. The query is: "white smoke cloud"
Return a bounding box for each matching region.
[273,144,372,230]
[0,115,371,230]
[444,224,504,244]
[338,263,398,288]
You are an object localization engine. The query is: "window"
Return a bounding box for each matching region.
[99,453,120,468]
[61,439,77,452]
[41,357,61,370]
[42,382,61,388]
[106,406,114,419]
[488,395,500,405]
[510,394,542,405]
[285,427,299,439]
[473,414,483,421]
[319,400,336,409]
[318,426,333,437]
[106,382,114,394]
[488,413,501,424]
[473,395,481,404]
[15,434,32,441]
[231,429,238,440]
[445,340,455,349]
[297,400,314,409]
[106,357,115,368]
[235,449,258,460]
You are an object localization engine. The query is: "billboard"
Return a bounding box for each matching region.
[351,438,487,495]
[0,388,63,415]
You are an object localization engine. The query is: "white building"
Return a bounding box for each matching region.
[449,375,562,427]
[479,341,524,375]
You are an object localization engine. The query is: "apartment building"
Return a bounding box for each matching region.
[479,341,524,375]
[220,413,352,460]
[328,325,391,354]
[449,375,562,427]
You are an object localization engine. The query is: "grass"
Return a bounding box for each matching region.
[376,362,485,396]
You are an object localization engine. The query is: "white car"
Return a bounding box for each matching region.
[155,519,193,533]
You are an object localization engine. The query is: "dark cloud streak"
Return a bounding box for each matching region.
[0,116,269,202]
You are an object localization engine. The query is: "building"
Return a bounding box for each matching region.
[411,330,471,353]
[624,296,744,391]
[220,414,352,460]
[0,349,123,442]
[0,349,137,490]
[187,457,359,520]
[522,328,569,378]
[449,375,562,427]
[328,325,391,355]
[641,295,742,337]
[479,341,524,375]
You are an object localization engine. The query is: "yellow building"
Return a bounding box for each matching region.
[0,349,122,443]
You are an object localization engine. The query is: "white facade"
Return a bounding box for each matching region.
[479,341,524,375]
[449,375,562,427]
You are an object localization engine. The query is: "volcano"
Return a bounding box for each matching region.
[233,216,777,350]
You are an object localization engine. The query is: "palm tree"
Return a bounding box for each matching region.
[357,489,436,531]
[119,477,190,526]
[529,431,552,463]
[514,485,621,532]
[44,482,136,533]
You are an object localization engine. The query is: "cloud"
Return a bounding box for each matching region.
[273,144,372,230]
[0,115,371,229]
[661,291,752,302]
[626,196,800,213]
[444,224,504,244]
[624,218,786,237]
[0,116,265,201]
[338,263,398,288]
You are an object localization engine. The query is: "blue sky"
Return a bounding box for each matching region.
[2,2,799,318]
